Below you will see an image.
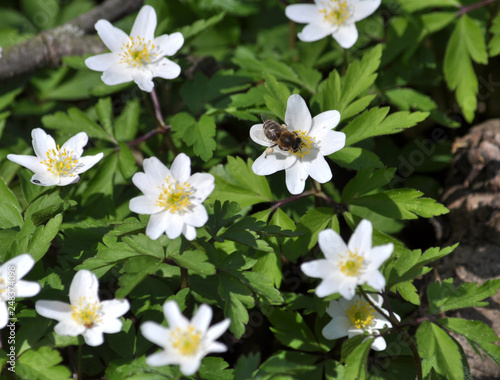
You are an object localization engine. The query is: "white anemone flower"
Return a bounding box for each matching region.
[141,300,230,376]
[285,0,381,48]
[322,294,399,351]
[85,5,184,92]
[129,153,214,241]
[0,254,41,329]
[250,94,345,195]
[35,270,130,347]
[301,219,393,300]
[7,128,103,186]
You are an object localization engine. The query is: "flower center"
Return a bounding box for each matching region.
[156,176,193,213]
[346,299,375,329]
[338,250,364,277]
[291,130,315,159]
[71,296,102,329]
[0,278,6,299]
[170,325,202,356]
[40,145,78,177]
[319,0,351,26]
[119,36,157,68]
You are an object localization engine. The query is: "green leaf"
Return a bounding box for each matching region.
[218,273,252,338]
[236,271,283,304]
[42,108,112,142]
[227,156,272,200]
[428,278,500,314]
[344,336,373,380]
[385,88,437,111]
[116,256,163,298]
[28,214,62,261]
[178,12,226,41]
[444,15,488,122]
[171,113,216,162]
[330,147,383,171]
[17,347,71,380]
[114,99,140,142]
[489,12,500,57]
[416,321,464,380]
[341,168,396,202]
[400,0,460,13]
[117,142,137,179]
[234,353,260,380]
[387,244,458,288]
[268,308,325,352]
[349,188,449,220]
[0,174,22,213]
[437,318,500,366]
[95,97,114,137]
[199,357,233,380]
[395,281,420,305]
[172,250,216,275]
[343,108,429,146]
[264,72,291,120]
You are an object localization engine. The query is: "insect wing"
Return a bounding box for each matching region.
[253,128,271,143]
[260,113,279,123]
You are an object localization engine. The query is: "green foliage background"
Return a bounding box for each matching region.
[0,0,499,379]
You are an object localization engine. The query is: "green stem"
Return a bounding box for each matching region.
[150,88,169,130]
[457,0,499,15]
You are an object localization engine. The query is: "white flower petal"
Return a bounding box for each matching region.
[302,153,332,183]
[146,212,169,240]
[180,360,202,376]
[100,299,130,319]
[143,157,171,182]
[0,302,8,329]
[298,23,335,42]
[332,23,359,49]
[318,229,348,261]
[2,254,35,279]
[100,317,123,334]
[56,175,80,187]
[170,153,191,182]
[301,259,329,278]
[364,270,386,291]
[191,304,212,333]
[163,213,183,240]
[188,173,215,202]
[74,153,103,175]
[31,171,60,187]
[353,0,381,22]
[285,162,308,195]
[129,195,161,215]
[367,244,394,269]
[252,152,296,176]
[310,110,341,135]
[285,94,312,133]
[131,172,161,196]
[85,53,118,72]
[16,280,41,298]
[315,278,340,298]
[69,270,99,305]
[6,155,43,174]
[102,65,134,85]
[207,341,228,353]
[146,351,176,367]
[35,300,72,321]
[322,316,351,340]
[150,58,181,80]
[32,128,56,159]
[316,130,346,156]
[60,132,88,158]
[163,300,189,329]
[371,336,387,351]
[182,224,197,241]
[54,320,85,336]
[182,203,208,228]
[141,321,170,348]
[348,219,372,255]
[131,5,157,41]
[337,277,357,300]
[285,4,321,23]
[83,327,105,346]
[250,124,273,147]
[155,32,184,56]
[205,318,230,342]
[132,72,155,92]
[95,20,129,52]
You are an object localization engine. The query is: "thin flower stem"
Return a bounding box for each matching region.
[150,88,169,130]
[77,344,83,380]
[457,0,499,15]
[359,287,422,380]
[127,128,164,147]
[180,267,189,290]
[271,191,314,211]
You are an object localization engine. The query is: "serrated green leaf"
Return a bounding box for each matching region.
[349,188,449,220]
[218,273,252,338]
[268,308,325,352]
[236,271,283,304]
[199,357,233,380]
[385,88,437,111]
[489,12,500,57]
[178,12,226,41]
[400,0,460,13]
[0,174,21,212]
[342,168,396,202]
[444,15,488,122]
[28,213,62,261]
[227,156,272,200]
[234,352,260,380]
[264,72,291,120]
[428,278,500,314]
[437,318,500,366]
[395,281,420,305]
[17,347,72,380]
[416,321,464,380]
[114,99,140,142]
[343,107,429,146]
[344,336,373,380]
[122,234,164,259]
[172,250,216,275]
[116,256,163,298]
[330,146,383,170]
[42,107,112,142]
[95,97,114,137]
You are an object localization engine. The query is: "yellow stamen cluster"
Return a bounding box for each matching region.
[119,36,156,68]
[156,176,193,213]
[346,299,375,329]
[319,0,351,26]
[170,325,202,356]
[0,278,5,296]
[291,130,315,159]
[40,145,78,176]
[338,250,364,277]
[71,296,102,329]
